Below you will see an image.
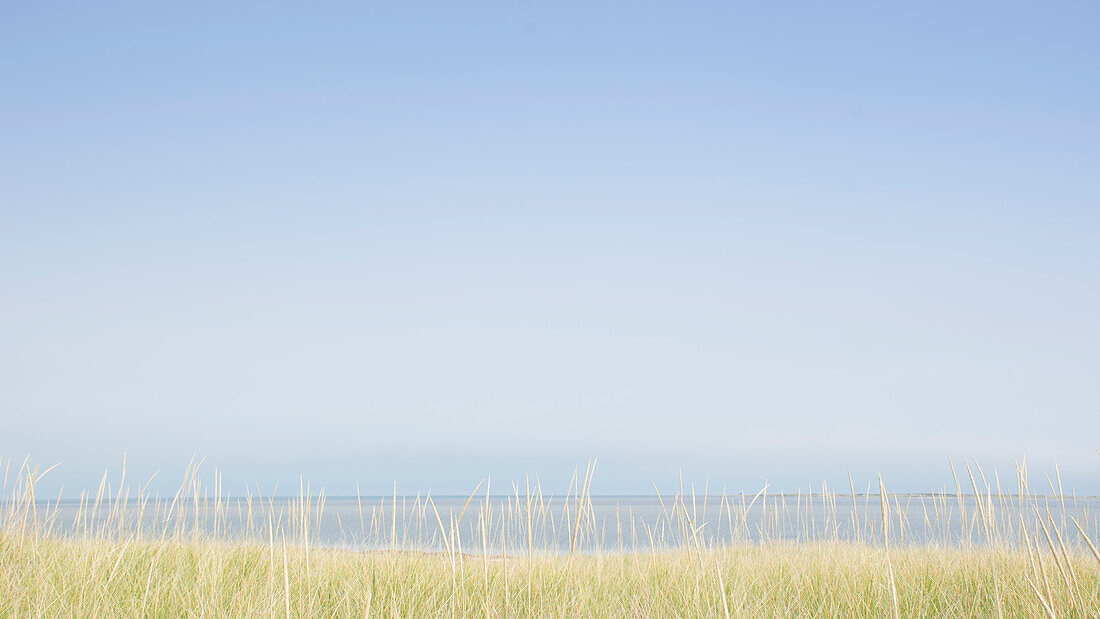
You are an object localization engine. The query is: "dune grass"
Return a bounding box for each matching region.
[3,537,1099,616]
[1,457,1098,616]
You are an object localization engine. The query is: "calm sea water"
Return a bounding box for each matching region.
[30,493,1100,555]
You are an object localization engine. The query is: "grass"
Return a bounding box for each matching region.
[1,457,1098,616]
[4,538,1099,616]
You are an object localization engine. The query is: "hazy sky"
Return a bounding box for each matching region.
[2,2,1098,496]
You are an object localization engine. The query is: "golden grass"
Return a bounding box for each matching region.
[1,457,1098,617]
[3,538,1098,616]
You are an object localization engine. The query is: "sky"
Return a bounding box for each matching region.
[2,2,1098,497]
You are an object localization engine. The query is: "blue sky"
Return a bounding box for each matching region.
[2,2,1098,496]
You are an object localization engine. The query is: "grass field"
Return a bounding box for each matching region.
[2,458,1098,616]
[3,538,1100,616]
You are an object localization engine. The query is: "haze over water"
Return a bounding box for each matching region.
[37,493,1100,554]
